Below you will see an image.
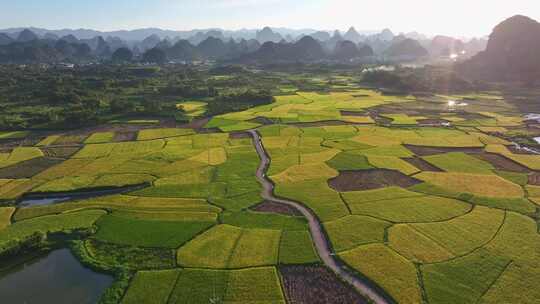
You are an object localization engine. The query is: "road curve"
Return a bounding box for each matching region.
[248,129,391,304]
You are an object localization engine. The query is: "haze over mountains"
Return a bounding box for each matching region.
[0,24,490,65]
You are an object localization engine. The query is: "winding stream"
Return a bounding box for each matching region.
[248,130,391,304]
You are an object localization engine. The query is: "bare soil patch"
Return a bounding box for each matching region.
[41,146,81,159]
[404,145,484,156]
[229,132,251,139]
[403,157,443,172]
[528,172,540,185]
[0,157,63,179]
[0,137,42,149]
[52,134,88,145]
[250,200,302,216]
[248,116,274,125]
[178,117,211,130]
[418,119,450,126]
[474,153,529,173]
[352,94,371,98]
[56,118,180,138]
[367,112,393,125]
[113,131,137,142]
[280,265,368,304]
[289,120,353,127]
[340,110,367,116]
[370,107,422,116]
[328,169,421,192]
[197,127,222,134]
[459,112,493,120]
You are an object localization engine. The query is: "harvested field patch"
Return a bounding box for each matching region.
[53,134,87,145]
[417,118,450,125]
[112,131,137,142]
[328,169,421,192]
[528,172,540,185]
[41,146,80,158]
[340,110,367,116]
[250,200,302,216]
[228,131,251,139]
[404,145,483,156]
[474,153,529,172]
[248,116,274,125]
[403,157,443,172]
[177,117,211,130]
[280,265,368,304]
[0,157,63,179]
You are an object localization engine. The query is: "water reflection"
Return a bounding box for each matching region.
[0,249,113,304]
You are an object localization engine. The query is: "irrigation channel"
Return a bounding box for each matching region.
[248,129,391,304]
[17,183,149,207]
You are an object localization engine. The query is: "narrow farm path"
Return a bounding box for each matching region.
[248,129,391,304]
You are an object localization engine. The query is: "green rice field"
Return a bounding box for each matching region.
[1,85,540,304]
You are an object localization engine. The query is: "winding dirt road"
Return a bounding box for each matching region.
[248,130,391,304]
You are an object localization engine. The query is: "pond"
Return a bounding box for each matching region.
[0,248,113,304]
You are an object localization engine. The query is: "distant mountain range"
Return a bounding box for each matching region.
[0,25,488,64]
[0,26,379,42]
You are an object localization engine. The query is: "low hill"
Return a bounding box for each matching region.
[459,15,540,83]
[384,38,428,61]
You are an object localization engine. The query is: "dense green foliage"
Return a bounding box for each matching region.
[0,65,275,129]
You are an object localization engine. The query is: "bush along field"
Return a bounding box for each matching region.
[2,86,540,303]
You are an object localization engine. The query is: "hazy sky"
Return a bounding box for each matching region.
[2,0,539,37]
